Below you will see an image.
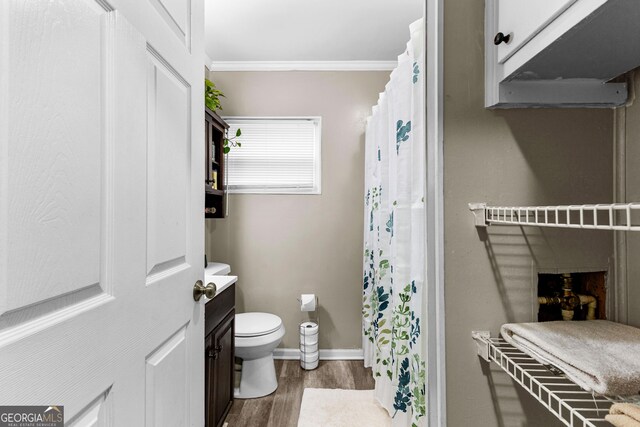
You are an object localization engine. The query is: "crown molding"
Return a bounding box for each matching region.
[205,53,214,71]
[209,60,397,72]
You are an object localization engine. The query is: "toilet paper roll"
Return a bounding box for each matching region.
[300,333,318,346]
[301,350,319,363]
[300,321,319,334]
[299,322,319,347]
[301,359,319,370]
[300,294,317,311]
[301,349,319,370]
[300,342,318,353]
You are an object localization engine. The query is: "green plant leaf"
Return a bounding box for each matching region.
[237,142,241,147]
[236,128,242,137]
[204,78,225,112]
[223,146,230,154]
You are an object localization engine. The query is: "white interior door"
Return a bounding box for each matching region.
[0,0,205,425]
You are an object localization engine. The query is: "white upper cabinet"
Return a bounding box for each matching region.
[495,0,576,64]
[486,0,640,108]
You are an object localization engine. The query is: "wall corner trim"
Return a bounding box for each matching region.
[205,53,213,71]
[209,61,397,72]
[273,348,364,360]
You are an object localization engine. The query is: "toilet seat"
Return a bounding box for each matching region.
[236,312,282,337]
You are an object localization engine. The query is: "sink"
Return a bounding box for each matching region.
[202,274,237,303]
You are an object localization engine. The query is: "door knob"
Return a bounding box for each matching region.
[193,280,217,301]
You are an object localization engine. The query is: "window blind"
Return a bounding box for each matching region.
[224,118,321,194]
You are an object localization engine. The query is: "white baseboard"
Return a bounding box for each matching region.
[273,348,364,360]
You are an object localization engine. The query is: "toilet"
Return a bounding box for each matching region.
[234,312,285,399]
[205,261,285,398]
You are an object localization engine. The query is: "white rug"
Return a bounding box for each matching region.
[297,388,391,427]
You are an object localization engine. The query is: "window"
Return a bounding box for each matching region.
[223,117,322,194]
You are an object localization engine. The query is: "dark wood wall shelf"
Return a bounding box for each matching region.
[205,107,228,219]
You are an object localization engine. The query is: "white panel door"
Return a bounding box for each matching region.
[0,0,205,425]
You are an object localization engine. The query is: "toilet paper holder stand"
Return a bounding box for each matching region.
[298,296,319,370]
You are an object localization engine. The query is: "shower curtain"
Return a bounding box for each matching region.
[363,18,426,427]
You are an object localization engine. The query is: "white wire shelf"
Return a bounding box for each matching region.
[469,202,640,231]
[471,331,640,427]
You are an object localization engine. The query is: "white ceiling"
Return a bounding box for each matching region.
[204,0,424,62]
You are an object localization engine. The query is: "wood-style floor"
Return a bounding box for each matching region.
[224,360,375,427]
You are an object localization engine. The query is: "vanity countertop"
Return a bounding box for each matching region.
[203,274,237,304]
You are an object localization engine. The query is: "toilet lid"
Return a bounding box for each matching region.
[235,312,283,337]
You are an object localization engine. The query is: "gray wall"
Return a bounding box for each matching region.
[443,1,614,426]
[205,70,389,349]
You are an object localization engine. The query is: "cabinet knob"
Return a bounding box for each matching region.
[494,32,511,45]
[208,345,223,359]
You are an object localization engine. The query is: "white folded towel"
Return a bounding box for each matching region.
[500,320,640,396]
[606,403,640,427]
[607,414,640,427]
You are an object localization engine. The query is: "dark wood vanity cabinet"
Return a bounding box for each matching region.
[205,284,235,427]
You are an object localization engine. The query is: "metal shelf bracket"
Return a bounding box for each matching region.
[471,330,491,362]
[468,203,488,227]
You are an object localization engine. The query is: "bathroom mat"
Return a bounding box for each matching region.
[297,388,391,427]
